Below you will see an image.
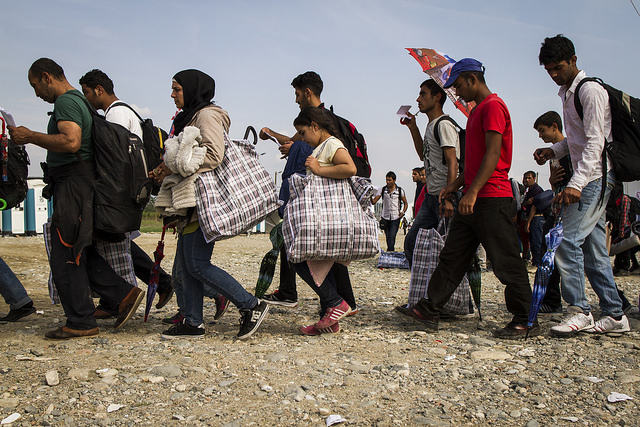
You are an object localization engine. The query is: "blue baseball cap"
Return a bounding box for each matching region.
[443,58,485,88]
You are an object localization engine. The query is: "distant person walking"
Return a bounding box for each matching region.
[371,171,407,252]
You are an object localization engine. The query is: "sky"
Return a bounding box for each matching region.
[2,0,640,196]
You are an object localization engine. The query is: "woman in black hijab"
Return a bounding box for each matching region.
[156,69,270,340]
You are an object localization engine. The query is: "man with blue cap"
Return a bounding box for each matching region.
[396,58,535,339]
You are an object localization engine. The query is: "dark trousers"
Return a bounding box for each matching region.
[130,240,172,293]
[385,218,401,251]
[416,197,532,323]
[278,247,356,310]
[50,236,133,330]
[293,262,343,315]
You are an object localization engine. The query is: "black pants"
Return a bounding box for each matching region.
[130,240,172,293]
[277,246,357,310]
[50,236,133,330]
[416,197,532,323]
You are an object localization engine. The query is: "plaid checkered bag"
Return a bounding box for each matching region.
[195,133,279,242]
[283,174,379,263]
[407,222,471,315]
[376,251,409,269]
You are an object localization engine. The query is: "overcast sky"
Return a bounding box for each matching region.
[2,0,639,193]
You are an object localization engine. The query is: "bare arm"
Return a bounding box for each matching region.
[259,127,296,145]
[9,121,82,153]
[306,147,357,179]
[370,194,381,204]
[399,191,408,217]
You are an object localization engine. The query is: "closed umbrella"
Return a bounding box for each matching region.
[527,218,564,331]
[467,253,482,321]
[254,222,284,298]
[144,224,174,322]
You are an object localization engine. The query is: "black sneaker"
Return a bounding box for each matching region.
[162,312,185,325]
[538,303,563,314]
[262,291,298,308]
[0,302,36,323]
[237,300,270,339]
[161,320,205,339]
[493,320,540,340]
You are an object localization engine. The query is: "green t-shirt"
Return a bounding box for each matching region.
[46,89,94,168]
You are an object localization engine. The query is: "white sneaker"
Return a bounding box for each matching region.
[587,315,631,334]
[550,312,595,336]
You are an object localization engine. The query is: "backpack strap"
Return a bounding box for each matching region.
[106,101,145,123]
[434,115,461,146]
[572,76,608,206]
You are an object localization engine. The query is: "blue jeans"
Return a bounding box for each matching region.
[172,254,219,316]
[404,192,440,267]
[529,215,545,266]
[384,218,401,251]
[0,257,32,310]
[174,227,258,326]
[554,173,623,317]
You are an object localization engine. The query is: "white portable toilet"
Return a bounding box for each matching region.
[28,179,48,232]
[10,202,25,234]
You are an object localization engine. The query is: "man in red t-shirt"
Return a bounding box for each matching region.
[397,58,534,339]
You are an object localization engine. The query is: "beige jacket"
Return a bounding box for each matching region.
[187,104,231,173]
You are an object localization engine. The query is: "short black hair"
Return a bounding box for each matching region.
[533,111,563,133]
[291,71,323,97]
[386,171,396,180]
[412,166,424,173]
[421,79,446,106]
[29,58,65,80]
[293,106,338,136]
[524,171,537,179]
[539,34,575,66]
[79,69,115,95]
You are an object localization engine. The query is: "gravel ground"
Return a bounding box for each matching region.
[0,232,639,426]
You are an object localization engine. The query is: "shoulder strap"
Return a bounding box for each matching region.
[106,101,144,122]
[66,91,99,117]
[573,77,604,121]
[434,115,461,146]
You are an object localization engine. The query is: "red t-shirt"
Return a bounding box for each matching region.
[463,93,513,198]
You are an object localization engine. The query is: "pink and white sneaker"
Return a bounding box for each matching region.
[299,322,340,336]
[315,300,351,329]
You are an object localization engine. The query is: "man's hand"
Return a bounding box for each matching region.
[259,127,272,140]
[534,147,554,165]
[149,161,172,183]
[439,199,454,218]
[278,141,293,158]
[400,112,417,128]
[7,126,33,145]
[554,187,581,205]
[457,191,477,216]
[549,165,565,186]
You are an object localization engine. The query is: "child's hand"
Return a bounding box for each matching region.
[549,165,565,186]
[305,156,320,174]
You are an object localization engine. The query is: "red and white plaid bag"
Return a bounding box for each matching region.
[282,174,379,263]
[195,133,279,242]
[407,222,471,315]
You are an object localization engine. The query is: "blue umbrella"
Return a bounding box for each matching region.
[527,217,564,330]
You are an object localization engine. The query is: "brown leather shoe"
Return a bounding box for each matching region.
[155,288,174,309]
[45,326,99,339]
[114,287,145,330]
[93,308,114,319]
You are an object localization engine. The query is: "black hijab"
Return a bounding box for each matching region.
[171,69,216,135]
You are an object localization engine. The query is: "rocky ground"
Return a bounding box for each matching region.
[0,232,638,426]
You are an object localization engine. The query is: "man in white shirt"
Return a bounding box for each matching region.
[401,79,461,267]
[371,171,407,251]
[534,35,629,336]
[79,69,174,316]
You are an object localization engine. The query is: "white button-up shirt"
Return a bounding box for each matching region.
[549,70,612,192]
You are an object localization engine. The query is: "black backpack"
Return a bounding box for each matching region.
[574,77,640,182]
[107,102,167,171]
[0,123,29,210]
[328,106,372,178]
[69,93,152,236]
[434,115,465,173]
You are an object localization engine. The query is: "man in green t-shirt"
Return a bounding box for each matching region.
[9,58,144,340]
